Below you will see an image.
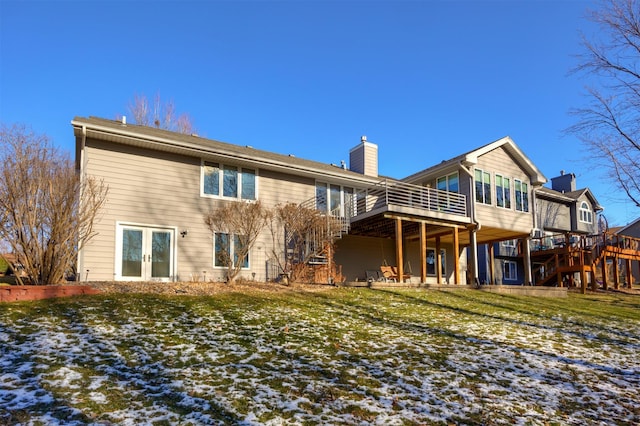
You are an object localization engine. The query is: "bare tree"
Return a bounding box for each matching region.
[0,124,108,284]
[569,0,640,208]
[268,202,345,284]
[204,201,268,283]
[126,93,195,134]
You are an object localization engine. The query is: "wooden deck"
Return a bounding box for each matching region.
[530,232,640,292]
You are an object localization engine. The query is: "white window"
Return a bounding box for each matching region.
[426,249,446,276]
[115,223,175,281]
[214,233,249,269]
[495,174,511,209]
[579,201,593,223]
[437,172,459,193]
[503,260,517,280]
[202,161,256,200]
[514,179,529,212]
[316,181,356,217]
[501,239,517,248]
[475,169,491,205]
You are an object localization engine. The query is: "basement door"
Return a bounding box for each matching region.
[116,224,175,281]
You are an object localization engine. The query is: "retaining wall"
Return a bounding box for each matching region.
[0,285,101,302]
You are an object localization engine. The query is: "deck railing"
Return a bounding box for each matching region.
[301,178,467,230]
[360,179,467,217]
[530,231,640,254]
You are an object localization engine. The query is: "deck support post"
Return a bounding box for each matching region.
[626,258,633,288]
[395,218,404,283]
[436,236,442,284]
[613,258,620,289]
[523,237,532,286]
[469,227,478,285]
[420,222,427,284]
[453,227,460,285]
[488,243,495,285]
[601,255,608,290]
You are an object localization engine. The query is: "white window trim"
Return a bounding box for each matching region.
[114,221,178,282]
[514,178,529,213]
[495,173,511,209]
[475,168,492,205]
[213,232,251,270]
[437,172,459,193]
[503,260,517,281]
[426,248,446,276]
[579,201,593,224]
[200,159,259,201]
[501,239,516,248]
[316,181,356,217]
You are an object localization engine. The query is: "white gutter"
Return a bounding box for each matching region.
[458,160,481,231]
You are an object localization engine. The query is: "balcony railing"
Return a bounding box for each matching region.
[359,179,467,217]
[303,179,468,229]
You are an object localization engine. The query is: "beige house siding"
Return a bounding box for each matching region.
[81,138,320,282]
[257,169,315,207]
[349,141,378,177]
[82,139,211,281]
[334,235,395,281]
[473,147,534,234]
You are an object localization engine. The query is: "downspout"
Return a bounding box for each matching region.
[77,125,87,282]
[522,184,542,285]
[459,161,480,286]
[525,185,542,286]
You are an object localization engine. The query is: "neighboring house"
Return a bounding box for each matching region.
[478,171,603,285]
[536,171,602,237]
[73,117,554,285]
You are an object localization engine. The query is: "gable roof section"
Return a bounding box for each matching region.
[72,116,382,186]
[535,186,576,203]
[563,188,603,212]
[536,186,603,211]
[403,136,547,186]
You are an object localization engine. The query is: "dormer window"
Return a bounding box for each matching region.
[579,201,593,223]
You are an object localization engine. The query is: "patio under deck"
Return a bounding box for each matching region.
[346,180,473,284]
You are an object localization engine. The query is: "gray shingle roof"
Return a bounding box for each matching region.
[72,116,383,185]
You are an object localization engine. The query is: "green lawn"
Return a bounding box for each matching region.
[1,288,639,425]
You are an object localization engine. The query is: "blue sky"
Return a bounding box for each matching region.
[1,0,637,226]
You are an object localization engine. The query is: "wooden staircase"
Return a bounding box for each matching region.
[530,232,640,292]
[286,195,350,284]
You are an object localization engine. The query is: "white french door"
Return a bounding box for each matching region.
[116,224,175,281]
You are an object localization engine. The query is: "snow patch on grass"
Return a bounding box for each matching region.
[0,290,638,425]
